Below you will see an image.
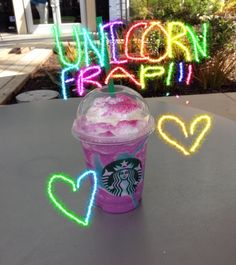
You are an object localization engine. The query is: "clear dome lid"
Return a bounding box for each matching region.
[72,85,155,144]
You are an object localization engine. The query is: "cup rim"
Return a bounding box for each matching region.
[72,117,155,145]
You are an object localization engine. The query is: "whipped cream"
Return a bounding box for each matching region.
[85,95,149,126]
[72,88,154,143]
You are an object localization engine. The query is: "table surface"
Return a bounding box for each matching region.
[0,98,236,265]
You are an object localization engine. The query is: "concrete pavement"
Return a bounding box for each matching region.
[156,92,236,122]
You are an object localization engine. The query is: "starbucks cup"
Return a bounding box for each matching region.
[72,85,155,213]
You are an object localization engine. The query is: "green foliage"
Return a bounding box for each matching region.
[194,48,236,90]
[130,0,222,23]
[220,0,236,13]
[130,0,150,19]
[146,30,166,57]
[130,0,236,58]
[205,16,235,55]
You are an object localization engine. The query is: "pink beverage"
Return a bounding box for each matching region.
[72,85,154,213]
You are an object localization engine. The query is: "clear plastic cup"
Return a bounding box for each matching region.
[72,85,155,213]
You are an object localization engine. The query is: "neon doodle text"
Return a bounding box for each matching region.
[53,20,209,99]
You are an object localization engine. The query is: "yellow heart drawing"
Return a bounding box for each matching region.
[156,114,212,156]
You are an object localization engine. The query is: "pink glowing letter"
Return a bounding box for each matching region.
[76,66,102,96]
[103,21,127,64]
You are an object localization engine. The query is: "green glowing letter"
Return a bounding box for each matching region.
[53,25,82,68]
[166,62,175,86]
[186,23,209,62]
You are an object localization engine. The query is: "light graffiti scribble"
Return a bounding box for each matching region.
[156,114,212,156]
[47,170,97,227]
[53,20,210,99]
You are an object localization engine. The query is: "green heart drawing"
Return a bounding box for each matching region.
[47,171,97,227]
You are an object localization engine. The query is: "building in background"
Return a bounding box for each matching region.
[109,0,130,21]
[0,0,130,35]
[0,0,17,33]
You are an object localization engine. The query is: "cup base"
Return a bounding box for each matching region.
[96,199,141,214]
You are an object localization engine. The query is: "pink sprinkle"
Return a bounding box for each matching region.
[99,131,114,137]
[176,95,180,99]
[107,95,139,114]
[117,120,138,127]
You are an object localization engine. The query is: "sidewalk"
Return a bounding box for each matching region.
[0,47,52,104]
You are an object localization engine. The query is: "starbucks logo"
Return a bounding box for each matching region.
[102,158,143,196]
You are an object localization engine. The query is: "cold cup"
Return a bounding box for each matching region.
[72,85,155,213]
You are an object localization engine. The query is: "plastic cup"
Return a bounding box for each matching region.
[72,85,154,213]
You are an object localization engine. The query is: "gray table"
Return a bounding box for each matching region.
[0,98,236,265]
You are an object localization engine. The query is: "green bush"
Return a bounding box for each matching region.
[204,16,235,54]
[130,0,235,55]
[128,0,236,94]
[130,0,150,19]
[130,0,222,23]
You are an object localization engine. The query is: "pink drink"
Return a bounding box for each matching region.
[72,86,154,213]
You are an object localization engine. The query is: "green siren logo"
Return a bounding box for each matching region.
[102,158,143,196]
